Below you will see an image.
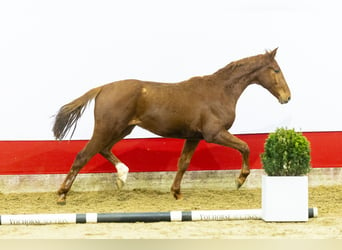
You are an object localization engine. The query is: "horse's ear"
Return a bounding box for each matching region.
[269,47,278,58]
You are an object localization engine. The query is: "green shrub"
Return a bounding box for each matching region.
[261,128,311,176]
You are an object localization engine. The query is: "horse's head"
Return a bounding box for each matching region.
[255,48,291,104]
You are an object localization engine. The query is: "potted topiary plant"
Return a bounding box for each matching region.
[261,128,311,222]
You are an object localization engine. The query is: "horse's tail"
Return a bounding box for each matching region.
[53,86,103,140]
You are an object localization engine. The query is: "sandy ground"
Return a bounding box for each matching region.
[0,185,341,239]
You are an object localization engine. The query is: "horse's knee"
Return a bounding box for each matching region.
[240,143,250,156]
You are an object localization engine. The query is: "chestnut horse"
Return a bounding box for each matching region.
[53,48,291,205]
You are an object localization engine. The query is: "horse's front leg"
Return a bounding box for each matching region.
[204,129,250,189]
[171,139,200,200]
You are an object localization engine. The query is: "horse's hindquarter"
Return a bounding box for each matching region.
[94,80,144,126]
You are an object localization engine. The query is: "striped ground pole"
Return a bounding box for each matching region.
[0,208,318,225]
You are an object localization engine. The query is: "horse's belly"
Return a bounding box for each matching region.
[137,118,203,139]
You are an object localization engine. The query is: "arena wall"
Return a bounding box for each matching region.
[1,132,341,193]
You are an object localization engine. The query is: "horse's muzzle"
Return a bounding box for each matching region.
[279,95,291,104]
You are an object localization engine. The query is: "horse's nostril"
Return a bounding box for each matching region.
[280,96,291,104]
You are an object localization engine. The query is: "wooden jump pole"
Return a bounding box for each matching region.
[0,208,318,225]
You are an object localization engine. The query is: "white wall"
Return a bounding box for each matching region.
[0,0,341,140]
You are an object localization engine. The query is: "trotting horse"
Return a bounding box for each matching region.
[53,48,291,205]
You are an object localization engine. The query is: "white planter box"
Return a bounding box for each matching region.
[262,175,308,222]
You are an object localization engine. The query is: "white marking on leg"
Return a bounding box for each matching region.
[116,162,129,183]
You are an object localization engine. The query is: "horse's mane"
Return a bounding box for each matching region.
[213,51,273,80]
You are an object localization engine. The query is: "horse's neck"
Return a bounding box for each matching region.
[206,70,254,105]
[211,58,266,103]
[225,78,253,107]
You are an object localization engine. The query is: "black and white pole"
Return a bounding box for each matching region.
[0,208,318,225]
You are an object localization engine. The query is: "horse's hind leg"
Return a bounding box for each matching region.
[100,126,135,190]
[171,139,200,200]
[57,137,109,205]
[57,126,134,205]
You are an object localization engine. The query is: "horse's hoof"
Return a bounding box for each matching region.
[116,178,125,190]
[235,178,243,189]
[57,197,66,205]
[175,195,183,201]
[56,193,67,205]
[172,191,183,200]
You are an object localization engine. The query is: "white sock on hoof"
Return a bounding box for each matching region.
[116,162,129,183]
